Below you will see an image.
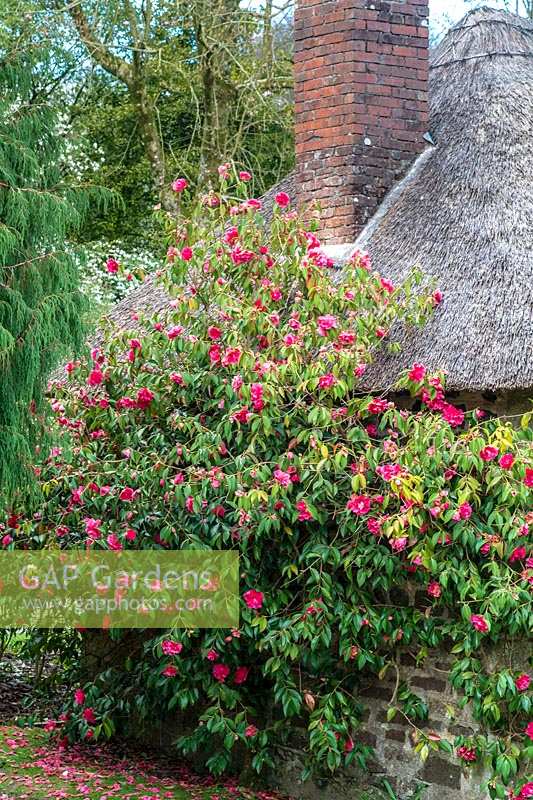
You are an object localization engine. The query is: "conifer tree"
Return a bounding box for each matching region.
[0,51,100,500]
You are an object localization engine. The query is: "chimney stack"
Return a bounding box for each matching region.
[294,0,430,244]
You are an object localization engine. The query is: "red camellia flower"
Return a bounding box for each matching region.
[181,246,193,261]
[296,500,313,521]
[87,368,103,386]
[457,745,476,762]
[162,640,183,656]
[480,445,499,461]
[206,649,218,661]
[208,326,222,340]
[408,363,426,382]
[499,453,515,469]
[524,469,533,488]
[243,589,264,610]
[106,257,119,273]
[234,666,250,685]
[171,178,188,192]
[162,665,178,677]
[470,614,489,633]
[239,171,252,182]
[74,689,85,705]
[346,494,371,515]
[515,673,531,692]
[245,725,258,737]
[119,487,136,502]
[274,191,290,207]
[509,545,526,564]
[368,397,388,414]
[525,721,533,741]
[518,782,533,799]
[82,707,96,725]
[212,663,230,682]
[136,387,154,409]
[318,373,336,389]
[427,581,441,598]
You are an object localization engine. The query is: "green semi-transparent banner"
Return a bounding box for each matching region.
[0,551,239,628]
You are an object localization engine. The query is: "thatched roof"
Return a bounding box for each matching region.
[81,7,532,393]
[357,7,533,392]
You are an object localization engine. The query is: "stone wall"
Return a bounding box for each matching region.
[84,630,529,800]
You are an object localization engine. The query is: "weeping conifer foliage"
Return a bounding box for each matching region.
[0,54,104,501]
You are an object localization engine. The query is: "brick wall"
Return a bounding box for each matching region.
[294,0,430,243]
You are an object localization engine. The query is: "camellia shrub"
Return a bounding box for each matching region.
[4,169,532,799]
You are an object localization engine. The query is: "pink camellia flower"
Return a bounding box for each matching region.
[270,287,282,301]
[250,383,264,412]
[318,373,336,389]
[317,315,337,335]
[106,257,119,273]
[427,581,441,598]
[274,468,291,487]
[234,666,250,685]
[525,721,533,741]
[82,707,96,725]
[212,663,230,682]
[499,453,515,469]
[380,278,394,294]
[470,614,489,633]
[2,534,13,547]
[209,344,221,364]
[167,325,184,339]
[170,372,184,385]
[162,640,183,656]
[515,673,531,692]
[480,445,499,462]
[408,363,426,382]
[275,191,290,207]
[296,500,313,521]
[376,463,402,481]
[368,397,388,414]
[433,289,443,305]
[74,689,85,706]
[106,533,122,551]
[233,406,252,424]
[185,496,194,513]
[119,487,136,502]
[239,170,252,182]
[245,725,258,737]
[125,528,136,541]
[87,368,103,386]
[346,494,371,515]
[181,246,193,261]
[208,326,221,340]
[441,403,465,428]
[457,745,476,762]
[206,649,218,661]
[509,545,526,564]
[136,387,154,409]
[391,536,408,552]
[162,665,178,677]
[453,502,472,521]
[224,226,239,245]
[243,589,264,610]
[171,178,188,192]
[338,331,355,346]
[524,469,533,488]
[518,782,533,799]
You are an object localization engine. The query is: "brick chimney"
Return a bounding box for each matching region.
[294,0,429,244]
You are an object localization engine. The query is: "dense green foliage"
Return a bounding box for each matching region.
[0,51,108,500]
[5,176,532,799]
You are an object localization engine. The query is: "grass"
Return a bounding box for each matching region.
[0,724,278,800]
